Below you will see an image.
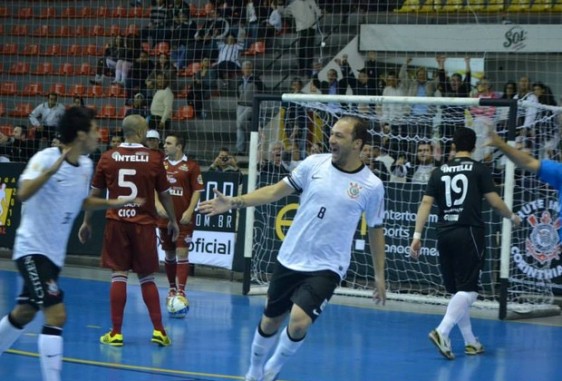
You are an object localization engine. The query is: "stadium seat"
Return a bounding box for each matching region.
[32,25,50,37]
[419,0,441,12]
[10,25,29,36]
[0,82,17,96]
[394,0,421,12]
[20,83,44,97]
[17,7,33,19]
[49,83,66,96]
[91,24,105,36]
[9,104,33,118]
[0,7,8,18]
[0,103,4,117]
[0,63,3,74]
[107,85,126,98]
[174,105,195,120]
[37,7,56,19]
[0,125,12,136]
[99,127,110,143]
[97,6,110,18]
[554,0,562,11]
[85,44,103,56]
[530,0,553,11]
[128,7,145,18]
[118,106,130,119]
[2,43,18,55]
[78,63,93,76]
[243,41,266,56]
[61,7,77,18]
[59,63,75,76]
[0,25,3,35]
[42,44,63,56]
[99,104,117,119]
[67,44,84,56]
[109,25,121,36]
[53,25,72,37]
[88,85,105,97]
[507,0,531,11]
[80,7,94,18]
[75,25,89,37]
[125,24,139,36]
[9,62,30,75]
[21,44,41,56]
[112,6,128,18]
[33,62,54,76]
[67,84,86,97]
[439,0,464,12]
[486,0,506,11]
[464,0,486,11]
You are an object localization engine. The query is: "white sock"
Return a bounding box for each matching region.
[263,327,306,377]
[457,292,478,344]
[246,325,279,380]
[437,291,475,337]
[38,327,63,381]
[0,314,25,356]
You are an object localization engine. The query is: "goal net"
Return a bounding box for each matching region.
[246,94,562,319]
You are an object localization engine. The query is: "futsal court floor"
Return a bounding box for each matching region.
[1,258,561,381]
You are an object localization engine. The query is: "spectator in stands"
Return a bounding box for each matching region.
[29,93,66,142]
[91,36,122,85]
[437,56,471,156]
[391,141,440,184]
[283,0,322,76]
[149,73,174,133]
[170,10,198,70]
[361,144,390,182]
[171,0,191,18]
[51,135,61,148]
[496,81,517,134]
[193,9,230,61]
[260,141,291,176]
[146,54,177,97]
[145,129,161,151]
[337,55,378,97]
[126,93,150,118]
[244,0,260,50]
[514,75,538,130]
[140,0,173,47]
[236,61,264,155]
[113,36,136,85]
[109,135,123,150]
[399,58,439,142]
[126,50,155,101]
[209,147,241,172]
[188,58,216,119]
[533,82,559,160]
[214,34,245,81]
[470,77,497,162]
[263,0,284,40]
[0,125,35,163]
[72,96,85,107]
[363,51,386,95]
[282,78,308,159]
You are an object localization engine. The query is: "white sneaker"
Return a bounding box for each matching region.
[465,340,485,355]
[429,329,455,360]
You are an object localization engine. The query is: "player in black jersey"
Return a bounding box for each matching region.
[410,127,521,360]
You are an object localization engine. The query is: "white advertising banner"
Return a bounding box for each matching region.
[359,24,562,53]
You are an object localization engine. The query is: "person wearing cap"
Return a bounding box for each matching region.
[126,93,149,118]
[146,129,165,162]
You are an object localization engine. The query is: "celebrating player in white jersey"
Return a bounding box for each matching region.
[199,116,386,381]
[0,107,142,381]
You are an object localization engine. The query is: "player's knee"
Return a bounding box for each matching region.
[260,315,284,335]
[43,304,67,327]
[288,310,312,338]
[11,304,38,326]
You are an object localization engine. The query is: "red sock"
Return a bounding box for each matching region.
[139,275,165,334]
[110,274,128,335]
[164,257,177,289]
[177,259,189,292]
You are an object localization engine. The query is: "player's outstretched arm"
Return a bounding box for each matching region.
[409,195,434,260]
[487,130,540,173]
[368,227,386,305]
[484,192,522,226]
[199,180,294,216]
[82,196,145,211]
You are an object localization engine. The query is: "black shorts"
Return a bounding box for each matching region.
[437,226,485,293]
[15,254,64,308]
[264,261,340,322]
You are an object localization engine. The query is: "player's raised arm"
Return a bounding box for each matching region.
[198,180,295,216]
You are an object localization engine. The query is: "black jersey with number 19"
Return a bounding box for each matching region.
[425,157,497,230]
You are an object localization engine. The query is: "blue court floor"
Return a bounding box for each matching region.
[1,263,562,381]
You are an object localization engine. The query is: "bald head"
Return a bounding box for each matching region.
[122,115,148,140]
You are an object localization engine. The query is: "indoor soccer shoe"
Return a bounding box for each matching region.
[151,329,171,346]
[166,288,177,304]
[465,341,485,355]
[429,329,455,360]
[100,331,124,347]
[263,370,280,381]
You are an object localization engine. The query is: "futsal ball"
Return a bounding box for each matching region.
[167,295,189,318]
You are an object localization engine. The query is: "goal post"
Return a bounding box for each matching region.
[244,93,561,320]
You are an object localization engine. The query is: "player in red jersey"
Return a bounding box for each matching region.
[79,114,179,347]
[156,133,204,305]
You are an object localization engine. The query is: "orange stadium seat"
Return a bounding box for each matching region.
[9,104,33,118]
[0,82,17,96]
[32,25,50,37]
[243,41,265,56]
[80,7,94,18]
[67,44,84,56]
[49,83,66,96]
[91,24,105,36]
[125,24,139,36]
[10,25,29,36]
[67,84,86,97]
[112,6,128,18]
[53,25,72,37]
[174,105,195,120]
[33,62,54,76]
[97,6,110,18]
[99,104,117,119]
[0,103,4,116]
[59,63,75,76]
[20,83,44,97]
[109,25,121,36]
[88,85,105,97]
[21,44,41,56]
[0,7,9,18]
[99,127,110,143]
[9,62,30,75]
[0,63,3,74]
[37,7,56,19]
[2,43,18,55]
[42,44,63,56]
[85,44,103,56]
[0,125,12,136]
[75,25,89,37]
[78,63,93,76]
[61,7,77,18]
[17,7,33,19]
[128,7,145,18]
[107,85,125,98]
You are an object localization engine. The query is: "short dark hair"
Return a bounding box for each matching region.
[58,107,94,144]
[219,147,230,153]
[341,116,369,149]
[453,127,476,152]
[166,133,185,149]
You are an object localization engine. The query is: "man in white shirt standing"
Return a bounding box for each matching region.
[200,116,386,381]
[0,107,139,381]
[29,93,66,143]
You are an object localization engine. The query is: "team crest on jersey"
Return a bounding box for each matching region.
[179,164,188,171]
[164,162,169,170]
[45,279,60,297]
[347,182,362,199]
[167,176,177,184]
[511,199,562,281]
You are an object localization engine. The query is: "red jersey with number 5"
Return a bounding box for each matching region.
[92,143,170,225]
[157,156,204,227]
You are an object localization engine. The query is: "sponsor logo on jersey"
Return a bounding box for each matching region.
[511,199,562,281]
[347,182,362,199]
[167,176,177,184]
[111,151,149,162]
[46,279,60,297]
[170,187,184,197]
[179,164,188,171]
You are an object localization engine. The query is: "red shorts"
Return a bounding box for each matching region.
[158,224,193,251]
[101,220,159,274]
